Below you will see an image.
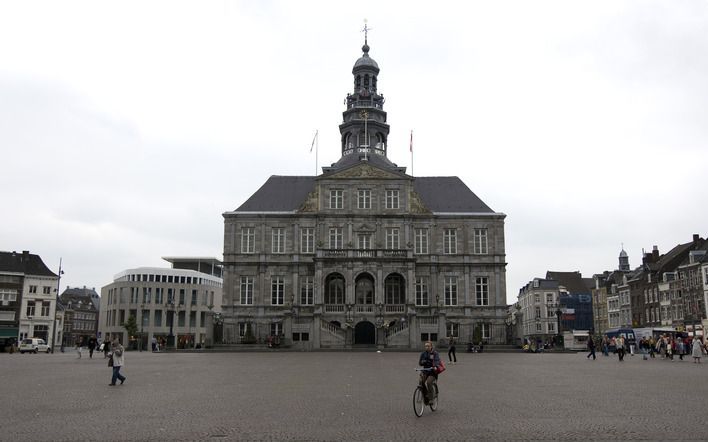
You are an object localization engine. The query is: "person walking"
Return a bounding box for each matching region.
[76,337,83,359]
[616,335,626,362]
[447,336,457,364]
[103,337,111,358]
[602,335,609,356]
[692,337,703,363]
[677,337,686,361]
[587,336,596,360]
[109,339,127,386]
[87,337,96,359]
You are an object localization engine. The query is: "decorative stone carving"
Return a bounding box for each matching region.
[332,163,396,179]
[409,189,431,214]
[298,188,319,212]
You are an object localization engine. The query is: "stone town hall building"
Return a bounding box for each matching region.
[221,38,507,350]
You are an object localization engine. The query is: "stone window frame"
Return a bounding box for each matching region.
[329,189,344,209]
[357,188,371,209]
[444,276,458,306]
[476,276,489,306]
[414,228,429,255]
[473,228,488,255]
[385,189,399,209]
[443,229,457,255]
[271,227,286,254]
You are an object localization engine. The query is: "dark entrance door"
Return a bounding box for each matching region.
[354,321,376,345]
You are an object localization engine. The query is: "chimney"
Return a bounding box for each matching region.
[693,234,700,243]
[652,245,659,260]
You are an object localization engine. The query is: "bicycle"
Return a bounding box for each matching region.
[413,367,438,417]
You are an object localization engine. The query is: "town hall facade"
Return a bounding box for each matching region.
[221,37,507,350]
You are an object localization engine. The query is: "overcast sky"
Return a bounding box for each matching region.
[1,1,706,304]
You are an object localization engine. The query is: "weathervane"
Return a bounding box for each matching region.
[362,19,371,45]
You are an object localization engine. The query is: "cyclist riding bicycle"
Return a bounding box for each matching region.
[418,340,441,404]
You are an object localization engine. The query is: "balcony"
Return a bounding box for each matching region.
[316,249,413,261]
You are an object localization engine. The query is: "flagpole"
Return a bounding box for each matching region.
[315,130,319,175]
[410,130,414,176]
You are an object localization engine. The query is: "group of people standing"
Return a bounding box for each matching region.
[589,334,705,363]
[640,335,705,363]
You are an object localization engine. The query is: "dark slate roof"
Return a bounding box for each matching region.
[519,278,559,294]
[232,171,496,214]
[235,176,315,212]
[414,177,494,213]
[546,271,591,295]
[0,251,57,277]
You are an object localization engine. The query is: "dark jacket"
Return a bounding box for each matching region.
[419,350,441,377]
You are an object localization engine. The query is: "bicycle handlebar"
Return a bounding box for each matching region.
[415,367,436,371]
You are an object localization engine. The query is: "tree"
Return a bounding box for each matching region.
[123,315,138,349]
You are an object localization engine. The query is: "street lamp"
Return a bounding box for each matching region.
[139,303,144,352]
[51,258,64,353]
[166,299,175,349]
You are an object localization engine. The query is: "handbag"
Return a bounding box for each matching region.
[108,356,114,367]
[436,360,446,374]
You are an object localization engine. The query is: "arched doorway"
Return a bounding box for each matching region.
[354,321,376,345]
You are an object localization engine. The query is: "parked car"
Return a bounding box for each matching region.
[19,338,50,354]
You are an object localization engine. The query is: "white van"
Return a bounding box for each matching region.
[19,338,50,354]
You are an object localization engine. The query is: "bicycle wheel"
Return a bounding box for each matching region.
[429,383,439,411]
[413,386,425,417]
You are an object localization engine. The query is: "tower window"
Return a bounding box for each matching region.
[364,74,369,87]
[356,75,361,88]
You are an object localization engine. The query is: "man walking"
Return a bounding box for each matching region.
[109,339,127,386]
[587,336,596,360]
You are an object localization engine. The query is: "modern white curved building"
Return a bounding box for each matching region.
[99,257,223,349]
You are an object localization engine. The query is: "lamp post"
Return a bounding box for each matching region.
[139,304,144,352]
[555,309,563,347]
[51,258,64,353]
[167,299,175,349]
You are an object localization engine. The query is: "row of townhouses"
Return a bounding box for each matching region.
[515,234,708,346]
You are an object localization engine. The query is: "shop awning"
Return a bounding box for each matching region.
[0,328,18,338]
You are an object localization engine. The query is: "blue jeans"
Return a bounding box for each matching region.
[111,366,126,384]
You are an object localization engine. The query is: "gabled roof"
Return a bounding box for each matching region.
[546,271,591,295]
[0,251,56,277]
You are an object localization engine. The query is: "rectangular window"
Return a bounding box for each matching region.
[385,227,400,249]
[357,234,372,250]
[548,322,555,332]
[443,229,457,254]
[238,322,249,338]
[26,301,36,317]
[535,306,541,318]
[421,333,438,343]
[300,276,314,305]
[155,288,163,304]
[178,311,185,327]
[473,228,488,254]
[414,228,429,254]
[300,227,315,254]
[241,227,255,253]
[329,189,343,209]
[446,323,459,338]
[385,189,399,209]
[141,309,150,327]
[191,289,198,305]
[444,276,458,306]
[240,277,254,305]
[42,286,51,294]
[292,332,310,342]
[329,227,343,249]
[167,288,174,305]
[41,302,50,316]
[415,277,429,306]
[271,277,284,305]
[358,189,371,209]
[143,287,151,304]
[29,285,37,294]
[272,227,285,254]
[154,310,163,327]
[476,277,489,306]
[546,293,553,304]
[179,289,185,305]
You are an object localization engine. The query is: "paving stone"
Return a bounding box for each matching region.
[1,350,706,440]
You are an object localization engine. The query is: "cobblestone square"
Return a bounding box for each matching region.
[2,350,707,440]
